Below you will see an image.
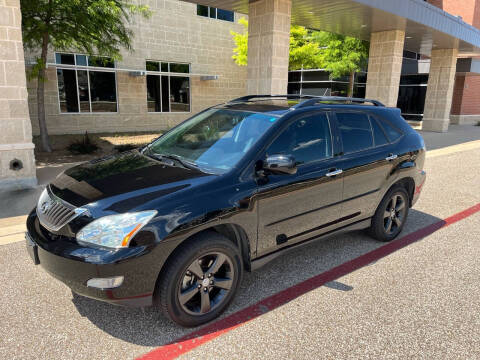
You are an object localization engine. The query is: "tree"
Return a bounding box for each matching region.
[231,19,369,97]
[230,19,323,69]
[311,32,369,97]
[21,0,151,152]
[230,17,248,66]
[288,25,322,70]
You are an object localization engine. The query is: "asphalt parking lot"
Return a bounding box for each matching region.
[1,136,480,359]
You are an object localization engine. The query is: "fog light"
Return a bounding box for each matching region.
[87,276,124,290]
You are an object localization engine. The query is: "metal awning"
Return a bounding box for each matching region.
[184,0,480,56]
[45,63,219,80]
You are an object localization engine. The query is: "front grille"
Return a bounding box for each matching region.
[36,187,86,232]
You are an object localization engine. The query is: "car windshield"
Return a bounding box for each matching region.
[146,108,279,174]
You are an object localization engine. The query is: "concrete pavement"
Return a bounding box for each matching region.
[177,214,480,360]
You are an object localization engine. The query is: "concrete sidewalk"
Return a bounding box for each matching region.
[419,124,480,150]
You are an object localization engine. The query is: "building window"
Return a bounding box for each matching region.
[197,5,234,22]
[55,52,118,113]
[146,61,191,113]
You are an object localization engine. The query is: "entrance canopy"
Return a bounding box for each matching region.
[186,0,480,56]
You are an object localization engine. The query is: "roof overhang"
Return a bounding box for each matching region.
[185,0,480,56]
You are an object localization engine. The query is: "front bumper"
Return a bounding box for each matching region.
[26,211,165,307]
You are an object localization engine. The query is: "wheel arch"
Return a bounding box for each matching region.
[152,222,252,304]
[393,177,415,207]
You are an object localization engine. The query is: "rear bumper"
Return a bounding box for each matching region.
[26,211,163,307]
[412,170,426,207]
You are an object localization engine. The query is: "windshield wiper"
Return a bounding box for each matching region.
[162,154,200,171]
[146,150,199,171]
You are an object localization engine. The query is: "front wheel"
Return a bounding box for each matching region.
[156,231,243,327]
[369,187,409,242]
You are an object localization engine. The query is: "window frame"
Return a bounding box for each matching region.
[369,115,391,149]
[371,114,405,144]
[333,110,376,155]
[54,52,118,115]
[196,4,234,22]
[263,110,335,169]
[145,60,191,114]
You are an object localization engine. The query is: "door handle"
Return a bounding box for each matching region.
[386,154,398,161]
[326,169,343,177]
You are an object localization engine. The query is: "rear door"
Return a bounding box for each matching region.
[255,111,344,257]
[334,111,396,220]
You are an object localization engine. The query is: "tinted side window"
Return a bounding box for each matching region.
[379,118,403,142]
[371,117,389,147]
[336,112,373,154]
[267,113,332,165]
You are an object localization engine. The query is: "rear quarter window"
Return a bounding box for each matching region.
[370,117,389,147]
[336,112,373,154]
[378,117,403,142]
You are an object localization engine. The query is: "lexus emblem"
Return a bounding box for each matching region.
[40,200,52,214]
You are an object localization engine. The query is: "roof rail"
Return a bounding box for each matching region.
[294,96,385,108]
[229,94,318,103]
[228,94,385,107]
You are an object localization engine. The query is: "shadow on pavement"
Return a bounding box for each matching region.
[0,187,43,220]
[324,280,353,291]
[0,163,78,220]
[71,208,442,348]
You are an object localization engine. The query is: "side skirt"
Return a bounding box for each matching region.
[250,218,371,271]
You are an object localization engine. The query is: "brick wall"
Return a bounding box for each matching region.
[26,0,248,135]
[0,0,36,189]
[451,75,480,115]
[450,75,465,115]
[427,0,480,27]
[428,0,480,117]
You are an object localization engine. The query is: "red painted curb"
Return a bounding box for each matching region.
[138,203,480,360]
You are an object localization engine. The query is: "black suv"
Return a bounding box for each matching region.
[26,95,426,327]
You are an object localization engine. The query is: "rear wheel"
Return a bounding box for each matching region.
[369,186,409,242]
[156,231,243,327]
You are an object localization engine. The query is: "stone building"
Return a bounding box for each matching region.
[0,0,36,190]
[24,1,247,136]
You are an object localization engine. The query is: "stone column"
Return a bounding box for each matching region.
[422,48,459,132]
[0,0,37,190]
[365,30,405,107]
[247,0,291,95]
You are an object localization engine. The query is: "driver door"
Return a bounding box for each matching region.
[255,111,344,257]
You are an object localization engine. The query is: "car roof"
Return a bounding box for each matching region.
[214,100,296,117]
[214,95,389,118]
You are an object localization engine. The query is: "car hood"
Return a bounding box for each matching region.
[49,150,212,208]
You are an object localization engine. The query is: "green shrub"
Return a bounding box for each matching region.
[68,132,99,154]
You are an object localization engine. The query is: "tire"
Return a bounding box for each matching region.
[369,186,409,242]
[156,231,243,327]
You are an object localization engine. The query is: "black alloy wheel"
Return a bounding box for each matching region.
[156,231,243,327]
[369,186,410,242]
[383,194,407,236]
[178,252,235,316]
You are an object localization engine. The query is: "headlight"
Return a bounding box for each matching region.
[76,211,157,249]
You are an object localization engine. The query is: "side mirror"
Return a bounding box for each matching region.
[263,154,297,175]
